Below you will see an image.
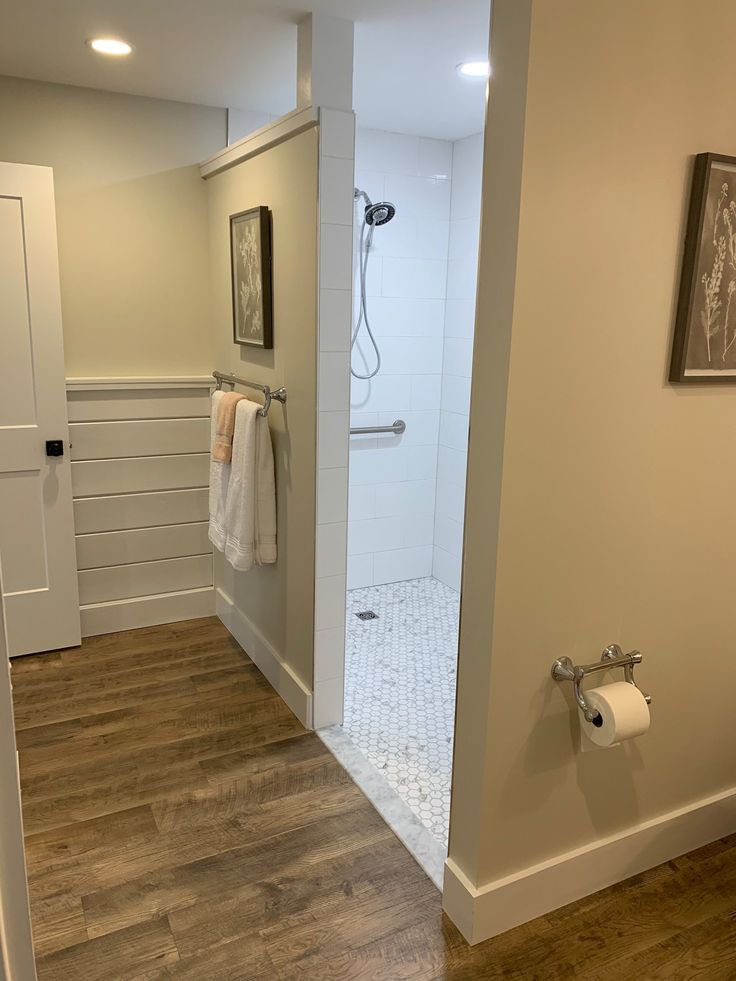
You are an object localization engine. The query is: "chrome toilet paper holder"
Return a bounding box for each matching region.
[551,645,651,723]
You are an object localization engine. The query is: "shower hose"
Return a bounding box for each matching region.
[351,217,382,380]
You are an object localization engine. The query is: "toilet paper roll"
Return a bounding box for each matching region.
[581,681,650,747]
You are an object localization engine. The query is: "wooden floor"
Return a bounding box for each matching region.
[12,618,736,980]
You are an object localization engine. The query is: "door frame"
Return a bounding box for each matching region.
[0,557,37,981]
[0,160,81,658]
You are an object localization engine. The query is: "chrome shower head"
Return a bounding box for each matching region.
[354,187,397,227]
[364,201,396,226]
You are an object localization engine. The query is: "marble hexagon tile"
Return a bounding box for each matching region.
[343,578,459,845]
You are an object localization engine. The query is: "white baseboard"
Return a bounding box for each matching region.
[80,586,215,637]
[216,587,313,728]
[443,783,736,944]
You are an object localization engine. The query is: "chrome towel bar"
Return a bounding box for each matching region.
[551,644,651,723]
[350,419,406,436]
[212,370,287,417]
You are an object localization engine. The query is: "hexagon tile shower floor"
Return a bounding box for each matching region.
[344,577,459,846]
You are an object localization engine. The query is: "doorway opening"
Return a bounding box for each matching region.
[322,121,486,883]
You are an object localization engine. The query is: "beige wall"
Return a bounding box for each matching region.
[205,130,319,690]
[0,75,225,376]
[451,0,736,888]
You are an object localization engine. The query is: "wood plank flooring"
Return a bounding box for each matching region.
[12,617,736,979]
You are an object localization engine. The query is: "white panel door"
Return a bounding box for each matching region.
[0,162,80,656]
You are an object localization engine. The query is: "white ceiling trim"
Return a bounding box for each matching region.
[200,105,319,179]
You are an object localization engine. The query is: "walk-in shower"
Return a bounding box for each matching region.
[321,135,483,887]
[351,187,396,380]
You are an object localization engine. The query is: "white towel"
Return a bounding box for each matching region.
[252,407,277,565]
[209,395,277,571]
[208,391,230,552]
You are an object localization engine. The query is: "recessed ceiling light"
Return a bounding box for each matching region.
[87,37,133,57]
[457,61,491,79]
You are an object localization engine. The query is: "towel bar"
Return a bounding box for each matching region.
[212,370,287,417]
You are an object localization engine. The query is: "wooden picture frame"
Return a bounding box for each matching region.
[671,152,736,382]
[230,206,273,349]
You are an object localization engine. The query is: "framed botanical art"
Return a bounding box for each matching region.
[230,206,273,349]
[671,152,736,381]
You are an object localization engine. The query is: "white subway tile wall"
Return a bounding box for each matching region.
[432,133,484,589]
[350,128,452,588]
[350,128,483,591]
[314,122,482,730]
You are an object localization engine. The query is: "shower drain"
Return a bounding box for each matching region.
[355,610,379,621]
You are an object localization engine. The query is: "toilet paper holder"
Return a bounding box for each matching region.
[551,645,651,723]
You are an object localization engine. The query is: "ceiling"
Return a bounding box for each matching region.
[0,0,490,141]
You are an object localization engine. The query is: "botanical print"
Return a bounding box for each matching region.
[686,163,736,374]
[232,213,264,344]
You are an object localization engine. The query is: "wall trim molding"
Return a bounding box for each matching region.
[80,587,215,637]
[443,783,736,944]
[216,587,313,728]
[66,376,214,391]
[200,105,320,179]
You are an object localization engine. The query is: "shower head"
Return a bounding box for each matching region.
[364,201,396,226]
[354,187,397,227]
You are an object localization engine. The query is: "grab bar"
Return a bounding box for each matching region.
[350,419,406,436]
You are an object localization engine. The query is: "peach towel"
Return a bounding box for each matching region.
[212,391,247,463]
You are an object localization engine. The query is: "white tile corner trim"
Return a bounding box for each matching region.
[340,128,484,593]
[313,106,355,731]
[216,587,312,729]
[443,783,736,946]
[319,107,356,161]
[67,378,215,637]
